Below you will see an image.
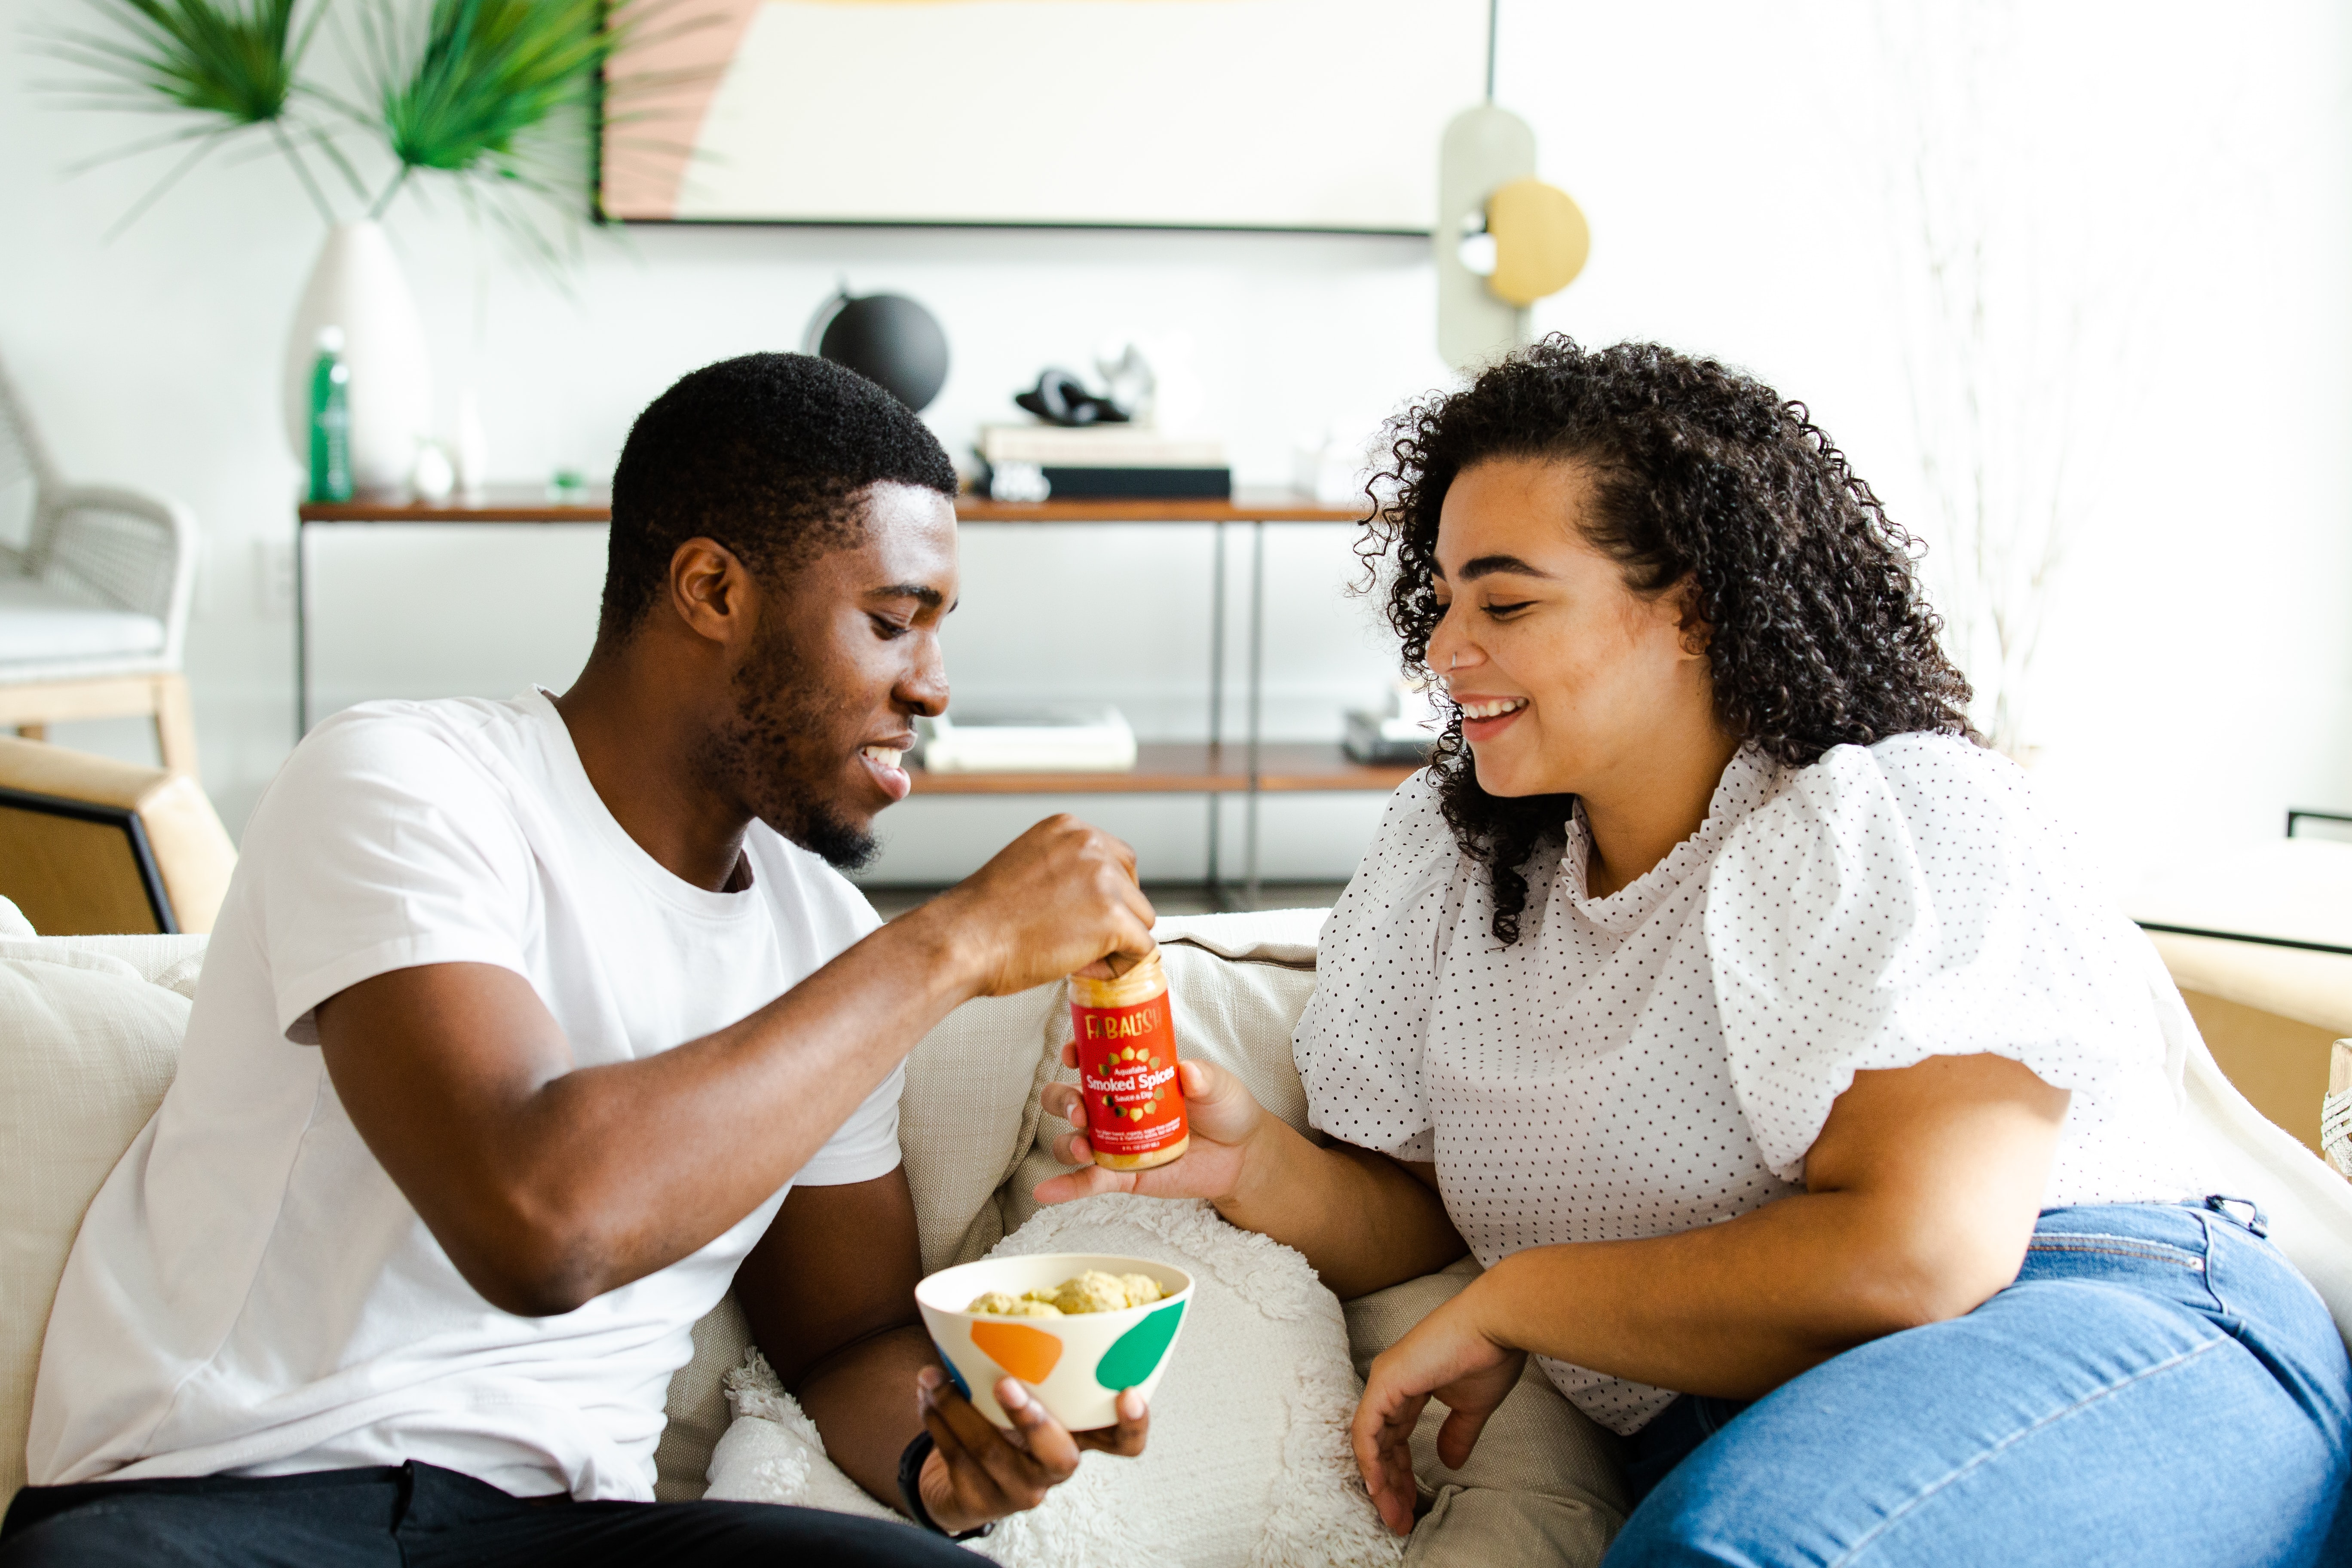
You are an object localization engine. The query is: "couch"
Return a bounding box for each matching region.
[8,905,2352,1555]
[2134,836,2352,1155]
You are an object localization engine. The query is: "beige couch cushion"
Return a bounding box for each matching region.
[0,933,203,1505]
[1345,1258,1626,1566]
[897,983,1073,1273]
[650,1293,756,1503]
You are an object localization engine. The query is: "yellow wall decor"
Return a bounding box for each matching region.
[1485,176,1589,309]
[1433,102,1590,370]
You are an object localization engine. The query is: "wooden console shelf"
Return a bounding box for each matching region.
[295,487,1361,527]
[293,486,1385,903]
[910,743,1415,796]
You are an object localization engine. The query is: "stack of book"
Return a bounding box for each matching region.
[915,706,1139,773]
[977,425,1230,501]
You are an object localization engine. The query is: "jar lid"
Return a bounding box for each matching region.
[1069,946,1165,1008]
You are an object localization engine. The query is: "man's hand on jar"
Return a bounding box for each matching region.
[915,815,1158,999]
[915,1364,1149,1534]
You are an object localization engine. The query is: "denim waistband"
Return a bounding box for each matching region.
[2034,1194,2265,1244]
[2020,1198,2254,1314]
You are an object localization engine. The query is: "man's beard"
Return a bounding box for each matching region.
[697,620,879,872]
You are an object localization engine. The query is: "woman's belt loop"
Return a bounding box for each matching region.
[2199,1194,2270,1237]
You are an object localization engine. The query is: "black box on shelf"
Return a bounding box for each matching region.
[982,463,1232,500]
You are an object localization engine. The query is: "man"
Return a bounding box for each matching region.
[4,354,1159,1565]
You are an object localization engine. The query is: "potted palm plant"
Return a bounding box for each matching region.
[48,0,637,490]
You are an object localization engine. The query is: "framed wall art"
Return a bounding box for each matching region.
[599,0,1486,233]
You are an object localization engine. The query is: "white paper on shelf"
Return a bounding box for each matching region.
[917,706,1139,773]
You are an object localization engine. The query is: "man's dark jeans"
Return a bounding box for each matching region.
[0,1460,969,1567]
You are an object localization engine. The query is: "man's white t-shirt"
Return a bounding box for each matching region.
[26,690,903,1501]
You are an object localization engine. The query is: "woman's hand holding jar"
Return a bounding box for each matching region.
[1033,1051,1270,1209]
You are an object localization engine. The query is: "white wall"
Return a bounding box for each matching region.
[5,0,2346,896]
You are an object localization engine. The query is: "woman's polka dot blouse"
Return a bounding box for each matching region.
[1294,733,2202,1434]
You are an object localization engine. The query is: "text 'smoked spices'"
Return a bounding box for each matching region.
[1069,949,1188,1171]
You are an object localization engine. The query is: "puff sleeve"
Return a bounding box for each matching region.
[1703,735,2181,1186]
[1293,773,1464,1161]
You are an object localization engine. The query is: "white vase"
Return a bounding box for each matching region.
[284,220,432,492]
[452,386,489,496]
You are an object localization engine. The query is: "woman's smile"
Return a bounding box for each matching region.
[1452,693,1531,741]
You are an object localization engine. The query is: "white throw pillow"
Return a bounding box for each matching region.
[706,1351,906,1525]
[706,1194,1401,1568]
[0,939,202,1505]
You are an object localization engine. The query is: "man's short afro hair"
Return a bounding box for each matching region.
[599,352,958,640]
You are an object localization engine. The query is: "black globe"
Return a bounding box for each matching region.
[815,293,949,412]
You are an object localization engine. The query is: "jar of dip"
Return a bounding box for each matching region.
[1069,949,1188,1171]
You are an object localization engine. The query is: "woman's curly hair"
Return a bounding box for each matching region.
[1359,337,1975,944]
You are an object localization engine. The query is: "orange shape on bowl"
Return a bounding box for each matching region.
[970,1319,1064,1384]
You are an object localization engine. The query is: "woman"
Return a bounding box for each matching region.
[1039,340,2351,1565]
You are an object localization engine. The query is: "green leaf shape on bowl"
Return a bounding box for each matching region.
[1093,1299,1185,1390]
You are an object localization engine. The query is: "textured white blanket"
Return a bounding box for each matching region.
[705,1194,1401,1568]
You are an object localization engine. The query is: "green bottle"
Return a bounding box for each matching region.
[307,326,352,503]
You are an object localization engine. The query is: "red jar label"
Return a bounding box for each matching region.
[1072,992,1187,1158]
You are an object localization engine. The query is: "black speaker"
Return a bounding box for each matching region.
[808,291,949,413]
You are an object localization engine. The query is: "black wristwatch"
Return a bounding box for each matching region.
[897,1430,996,1541]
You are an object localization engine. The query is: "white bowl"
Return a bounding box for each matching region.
[915,1252,1194,1431]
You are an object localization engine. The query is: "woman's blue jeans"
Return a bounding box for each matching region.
[1608,1200,2352,1567]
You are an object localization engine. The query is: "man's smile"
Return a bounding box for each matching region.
[858,735,915,802]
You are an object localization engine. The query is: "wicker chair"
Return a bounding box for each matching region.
[0,734,234,934]
[2325,1041,2352,1182]
[0,352,200,776]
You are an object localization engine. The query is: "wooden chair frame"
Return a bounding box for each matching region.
[0,673,198,778]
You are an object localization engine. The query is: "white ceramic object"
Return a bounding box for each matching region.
[452,387,488,497]
[914,1252,1192,1433]
[410,441,455,503]
[284,221,432,492]
[1291,428,1371,507]
[1092,341,1155,423]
